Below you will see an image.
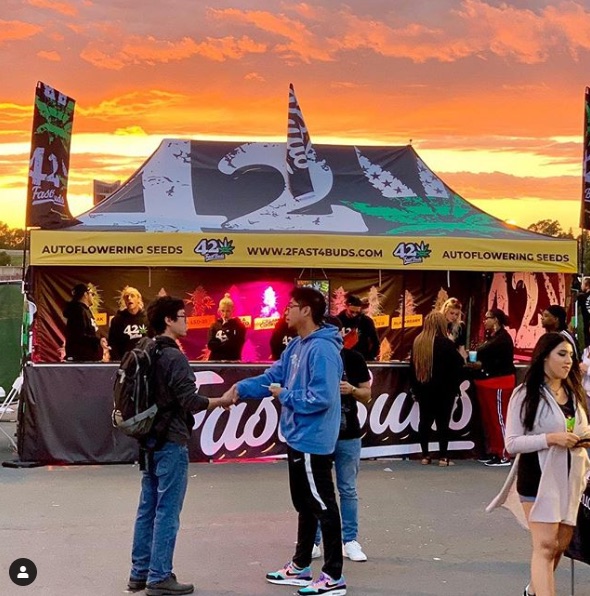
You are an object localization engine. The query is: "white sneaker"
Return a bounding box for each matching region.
[342,540,367,562]
[311,543,322,559]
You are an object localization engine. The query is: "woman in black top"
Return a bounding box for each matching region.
[440,297,467,360]
[473,308,516,466]
[410,311,464,466]
[207,293,247,361]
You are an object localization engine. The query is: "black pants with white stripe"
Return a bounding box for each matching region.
[288,446,343,580]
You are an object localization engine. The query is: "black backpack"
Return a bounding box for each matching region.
[112,337,161,439]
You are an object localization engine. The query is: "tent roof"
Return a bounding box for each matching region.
[73,139,549,240]
[29,139,576,272]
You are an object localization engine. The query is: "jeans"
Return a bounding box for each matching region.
[315,437,361,545]
[130,441,189,585]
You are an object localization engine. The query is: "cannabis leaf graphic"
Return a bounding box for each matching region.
[415,241,431,259]
[218,237,235,256]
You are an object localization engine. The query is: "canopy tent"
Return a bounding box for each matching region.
[29,139,576,272]
[22,138,573,464]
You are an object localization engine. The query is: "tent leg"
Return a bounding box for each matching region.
[571,558,575,596]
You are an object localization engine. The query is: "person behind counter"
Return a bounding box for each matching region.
[270,313,297,360]
[472,308,516,467]
[207,293,247,361]
[541,304,579,361]
[440,297,467,360]
[108,286,148,360]
[63,283,108,362]
[337,293,379,361]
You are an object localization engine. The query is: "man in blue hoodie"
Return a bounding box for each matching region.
[224,287,346,596]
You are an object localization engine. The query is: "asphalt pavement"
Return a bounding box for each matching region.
[1,419,590,596]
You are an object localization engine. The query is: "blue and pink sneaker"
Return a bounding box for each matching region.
[265,561,313,586]
[297,571,347,595]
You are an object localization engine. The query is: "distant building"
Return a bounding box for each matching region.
[93,180,121,205]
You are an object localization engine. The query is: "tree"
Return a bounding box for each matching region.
[526,219,574,239]
[0,250,10,266]
[0,222,25,249]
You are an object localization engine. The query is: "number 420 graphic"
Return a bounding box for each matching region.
[392,241,431,265]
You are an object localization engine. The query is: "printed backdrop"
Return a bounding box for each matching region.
[30,266,568,363]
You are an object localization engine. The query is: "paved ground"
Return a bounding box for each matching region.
[2,418,590,596]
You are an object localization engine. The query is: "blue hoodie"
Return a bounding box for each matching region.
[236,324,343,455]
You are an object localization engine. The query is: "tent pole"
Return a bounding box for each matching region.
[571,557,575,596]
[400,271,406,362]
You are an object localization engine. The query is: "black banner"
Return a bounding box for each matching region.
[286,83,315,200]
[581,87,590,230]
[25,82,79,229]
[565,476,590,565]
[19,363,477,464]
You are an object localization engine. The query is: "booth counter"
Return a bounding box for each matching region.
[18,361,483,465]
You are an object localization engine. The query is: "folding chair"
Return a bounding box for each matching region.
[0,374,23,449]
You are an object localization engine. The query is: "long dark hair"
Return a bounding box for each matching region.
[521,332,587,431]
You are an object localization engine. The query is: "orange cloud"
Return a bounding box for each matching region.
[26,0,78,17]
[209,8,336,63]
[209,1,590,65]
[80,33,265,69]
[443,171,580,202]
[37,50,61,61]
[0,20,42,43]
[78,90,187,120]
[244,72,265,82]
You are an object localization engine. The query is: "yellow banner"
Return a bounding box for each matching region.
[254,316,281,331]
[29,230,577,273]
[94,312,108,326]
[187,315,216,330]
[238,315,252,328]
[391,314,423,329]
[372,314,390,329]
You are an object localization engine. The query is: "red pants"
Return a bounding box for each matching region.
[473,375,516,458]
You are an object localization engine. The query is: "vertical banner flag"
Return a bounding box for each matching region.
[26,82,79,229]
[286,83,315,200]
[581,87,590,230]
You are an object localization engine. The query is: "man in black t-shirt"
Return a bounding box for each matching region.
[313,317,372,562]
[337,293,380,361]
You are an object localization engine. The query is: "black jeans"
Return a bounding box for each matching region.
[288,446,343,580]
[418,392,455,459]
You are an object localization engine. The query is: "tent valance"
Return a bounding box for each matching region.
[30,229,575,272]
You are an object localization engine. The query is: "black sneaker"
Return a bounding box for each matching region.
[484,456,511,467]
[145,574,194,596]
[128,577,147,591]
[477,455,494,463]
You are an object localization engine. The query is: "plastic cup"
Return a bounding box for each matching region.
[468,350,477,363]
[269,383,281,390]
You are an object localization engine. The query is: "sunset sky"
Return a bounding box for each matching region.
[1,0,589,232]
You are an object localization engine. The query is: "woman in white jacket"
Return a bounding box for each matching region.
[502,332,590,596]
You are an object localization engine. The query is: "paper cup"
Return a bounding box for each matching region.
[468,350,477,363]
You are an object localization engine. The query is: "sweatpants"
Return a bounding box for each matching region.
[473,374,516,459]
[288,446,343,580]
